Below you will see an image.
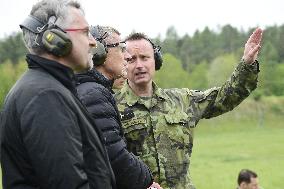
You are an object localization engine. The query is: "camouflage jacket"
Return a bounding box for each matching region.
[114,60,259,189]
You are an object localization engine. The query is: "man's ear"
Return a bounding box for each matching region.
[240,182,247,189]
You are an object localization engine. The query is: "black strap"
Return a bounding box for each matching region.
[20,15,46,34]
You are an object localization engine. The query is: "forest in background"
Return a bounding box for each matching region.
[1,24,284,189]
[1,24,284,107]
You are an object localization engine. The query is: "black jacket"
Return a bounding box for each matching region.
[0,54,116,189]
[76,69,153,189]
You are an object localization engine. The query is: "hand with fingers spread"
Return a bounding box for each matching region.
[242,28,263,64]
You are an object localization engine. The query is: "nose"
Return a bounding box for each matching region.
[135,58,144,68]
[89,35,97,47]
[124,50,131,60]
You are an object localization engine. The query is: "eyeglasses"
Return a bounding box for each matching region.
[106,41,127,52]
[64,27,93,39]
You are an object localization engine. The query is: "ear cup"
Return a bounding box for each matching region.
[92,40,107,66]
[90,25,108,66]
[154,47,163,70]
[147,38,163,70]
[42,28,72,57]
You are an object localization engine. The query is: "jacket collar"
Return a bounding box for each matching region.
[26,54,77,95]
[76,68,114,93]
[120,82,169,107]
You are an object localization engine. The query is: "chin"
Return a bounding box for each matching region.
[87,62,94,71]
[135,79,150,85]
[76,63,91,73]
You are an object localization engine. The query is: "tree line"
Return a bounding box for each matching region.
[155,24,284,96]
[1,24,284,103]
[154,24,284,69]
[2,24,284,66]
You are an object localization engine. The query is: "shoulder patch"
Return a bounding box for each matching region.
[120,108,135,121]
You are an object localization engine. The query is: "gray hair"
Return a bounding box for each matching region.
[22,0,84,55]
[96,25,120,44]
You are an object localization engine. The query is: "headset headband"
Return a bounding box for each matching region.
[19,15,46,34]
[90,25,109,43]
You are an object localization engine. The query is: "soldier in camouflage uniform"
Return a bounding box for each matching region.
[115,28,263,189]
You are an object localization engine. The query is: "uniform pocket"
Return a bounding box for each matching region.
[164,111,193,147]
[162,111,194,161]
[164,111,189,126]
[122,117,147,134]
[121,117,148,155]
[157,111,194,182]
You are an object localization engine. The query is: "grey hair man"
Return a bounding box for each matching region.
[76,25,162,189]
[0,1,115,189]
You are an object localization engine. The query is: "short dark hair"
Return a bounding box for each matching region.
[237,169,258,185]
[125,32,151,42]
[124,32,163,70]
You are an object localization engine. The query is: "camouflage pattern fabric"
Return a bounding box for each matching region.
[115,60,259,189]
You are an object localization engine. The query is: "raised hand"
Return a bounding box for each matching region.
[147,182,163,189]
[242,28,263,64]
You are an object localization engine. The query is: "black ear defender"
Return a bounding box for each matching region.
[90,25,108,66]
[20,15,72,57]
[147,39,163,70]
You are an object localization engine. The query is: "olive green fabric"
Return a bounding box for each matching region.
[115,60,259,189]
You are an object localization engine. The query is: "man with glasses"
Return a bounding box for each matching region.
[76,25,162,189]
[0,0,115,189]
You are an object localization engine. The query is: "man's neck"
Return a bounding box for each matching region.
[129,81,153,97]
[96,66,113,80]
[40,53,73,71]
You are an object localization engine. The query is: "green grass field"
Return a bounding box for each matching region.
[191,97,284,189]
[0,97,283,189]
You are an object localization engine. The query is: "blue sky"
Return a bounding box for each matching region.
[1,0,283,39]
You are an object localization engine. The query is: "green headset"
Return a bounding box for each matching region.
[90,25,116,66]
[20,15,72,57]
[89,25,108,66]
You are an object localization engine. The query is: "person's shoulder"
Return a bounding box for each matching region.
[77,81,107,99]
[161,87,191,97]
[162,87,220,101]
[114,89,123,98]
[24,68,69,92]
[77,81,102,91]
[114,84,130,100]
[6,70,66,101]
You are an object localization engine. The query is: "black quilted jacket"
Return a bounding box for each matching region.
[76,69,153,189]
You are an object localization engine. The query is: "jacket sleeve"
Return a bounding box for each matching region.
[77,84,153,189]
[21,90,90,189]
[105,130,153,189]
[189,60,259,119]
